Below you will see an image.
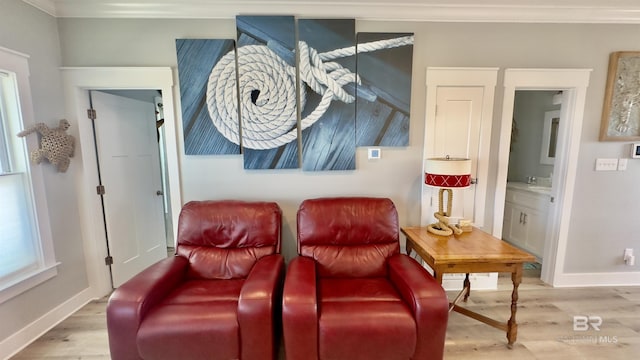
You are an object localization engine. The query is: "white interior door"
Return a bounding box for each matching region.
[422,68,498,290]
[90,90,167,288]
[430,87,483,222]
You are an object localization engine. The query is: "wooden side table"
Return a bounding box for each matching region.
[401,226,535,348]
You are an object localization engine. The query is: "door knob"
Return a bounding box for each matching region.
[156,190,164,196]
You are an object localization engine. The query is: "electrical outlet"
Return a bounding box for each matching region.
[595,158,618,171]
[618,158,628,171]
[624,248,635,266]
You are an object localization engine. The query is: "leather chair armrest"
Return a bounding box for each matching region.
[238,254,285,360]
[106,256,189,360]
[282,256,319,360]
[388,254,449,360]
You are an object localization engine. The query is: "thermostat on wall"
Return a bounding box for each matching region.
[632,143,640,159]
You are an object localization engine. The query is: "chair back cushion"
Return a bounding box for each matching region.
[176,200,281,279]
[297,197,399,278]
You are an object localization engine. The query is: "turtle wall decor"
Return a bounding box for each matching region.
[17,119,75,172]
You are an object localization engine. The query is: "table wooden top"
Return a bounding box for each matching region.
[401,226,535,266]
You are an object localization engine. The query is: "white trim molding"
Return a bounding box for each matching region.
[21,0,640,23]
[553,271,640,288]
[0,287,94,359]
[61,67,182,298]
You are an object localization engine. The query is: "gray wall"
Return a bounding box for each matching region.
[56,19,640,273]
[508,91,558,183]
[0,0,88,342]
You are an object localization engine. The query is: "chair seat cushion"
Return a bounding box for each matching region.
[318,278,417,360]
[138,302,239,360]
[137,280,245,360]
[320,277,402,302]
[161,279,244,304]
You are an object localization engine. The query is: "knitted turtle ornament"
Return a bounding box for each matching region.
[17,119,75,172]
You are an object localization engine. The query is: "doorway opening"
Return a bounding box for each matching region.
[62,67,181,298]
[493,68,591,287]
[89,90,174,288]
[502,90,562,276]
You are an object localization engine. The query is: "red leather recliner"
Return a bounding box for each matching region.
[106,200,285,360]
[283,197,449,360]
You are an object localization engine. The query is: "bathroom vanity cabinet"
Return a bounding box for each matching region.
[502,183,551,259]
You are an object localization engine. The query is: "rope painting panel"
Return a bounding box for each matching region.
[236,15,300,170]
[175,20,415,170]
[356,32,414,147]
[298,18,357,171]
[176,39,241,155]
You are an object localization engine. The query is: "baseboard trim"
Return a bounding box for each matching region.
[0,287,94,360]
[553,271,640,288]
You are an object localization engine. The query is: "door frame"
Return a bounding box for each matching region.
[61,67,182,298]
[493,68,591,286]
[422,67,498,290]
[423,67,498,228]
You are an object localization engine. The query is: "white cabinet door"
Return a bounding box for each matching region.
[502,189,549,259]
[524,208,547,257]
[504,203,527,249]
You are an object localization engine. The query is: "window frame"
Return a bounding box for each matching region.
[0,46,58,304]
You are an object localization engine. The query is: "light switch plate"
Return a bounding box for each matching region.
[595,158,618,171]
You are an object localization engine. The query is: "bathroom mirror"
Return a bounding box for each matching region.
[540,110,560,165]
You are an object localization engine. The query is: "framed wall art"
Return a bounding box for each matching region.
[176,39,241,154]
[600,51,640,141]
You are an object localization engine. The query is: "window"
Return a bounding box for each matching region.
[0,46,57,303]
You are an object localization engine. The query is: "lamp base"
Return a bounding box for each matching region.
[427,211,463,236]
[426,188,463,236]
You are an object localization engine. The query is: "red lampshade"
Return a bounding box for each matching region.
[424,157,471,188]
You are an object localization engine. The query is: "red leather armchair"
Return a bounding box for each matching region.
[106,200,285,360]
[283,197,449,360]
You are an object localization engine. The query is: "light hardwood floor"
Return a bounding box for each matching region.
[10,268,640,359]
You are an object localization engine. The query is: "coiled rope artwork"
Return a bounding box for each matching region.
[206,35,414,150]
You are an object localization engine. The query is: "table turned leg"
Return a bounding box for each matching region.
[463,273,471,302]
[406,240,414,256]
[506,265,523,348]
[433,268,444,284]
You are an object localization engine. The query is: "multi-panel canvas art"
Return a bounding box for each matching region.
[175,18,414,170]
[236,15,299,170]
[299,19,357,171]
[176,39,240,155]
[356,32,414,147]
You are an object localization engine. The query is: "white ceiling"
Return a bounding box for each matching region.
[21,0,640,23]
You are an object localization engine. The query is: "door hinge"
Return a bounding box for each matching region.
[87,109,96,120]
[105,256,113,266]
[96,185,105,195]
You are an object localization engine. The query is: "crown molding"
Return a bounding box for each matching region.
[22,0,57,16]
[20,1,640,23]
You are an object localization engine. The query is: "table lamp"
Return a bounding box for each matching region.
[424,156,471,236]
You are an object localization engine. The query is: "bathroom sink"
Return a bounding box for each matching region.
[527,185,551,190]
[506,182,552,195]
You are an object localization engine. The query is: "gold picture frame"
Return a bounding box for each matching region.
[600,51,640,141]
